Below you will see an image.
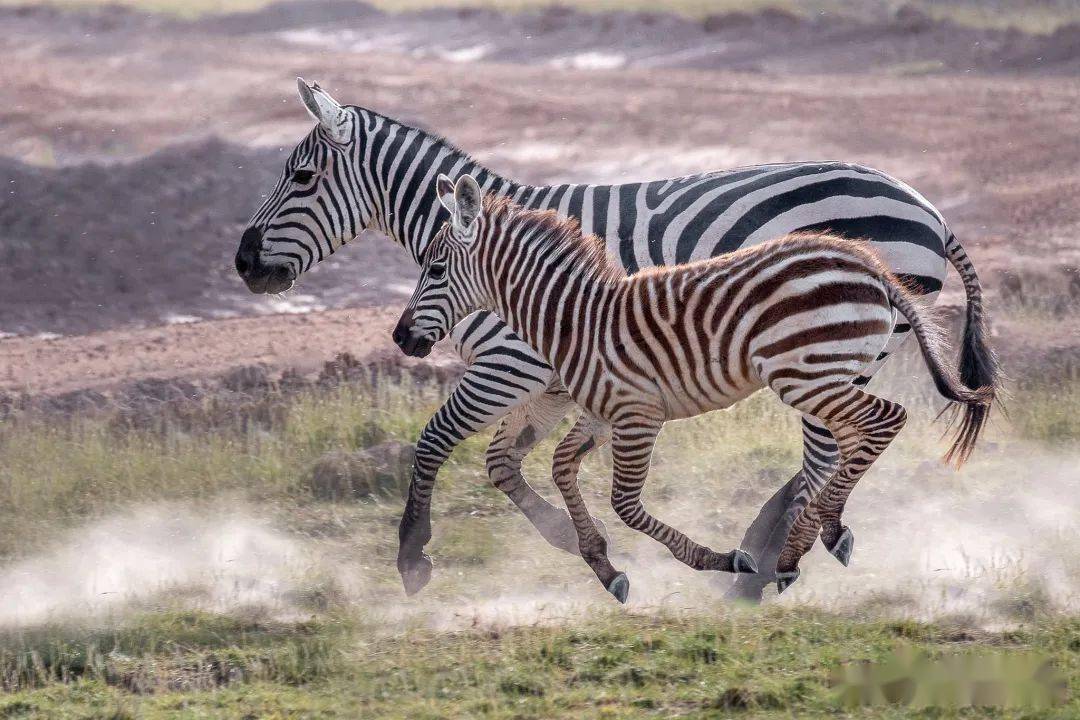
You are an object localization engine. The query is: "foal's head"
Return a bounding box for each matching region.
[393,174,487,358]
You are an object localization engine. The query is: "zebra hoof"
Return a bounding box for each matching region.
[399,553,434,597]
[732,549,759,574]
[606,573,630,604]
[827,527,854,567]
[775,569,800,595]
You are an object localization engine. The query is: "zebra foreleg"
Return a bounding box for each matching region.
[550,416,627,600]
[397,429,447,596]
[396,351,554,595]
[609,418,758,580]
[487,385,613,555]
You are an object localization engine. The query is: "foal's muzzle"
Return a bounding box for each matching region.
[393,309,435,358]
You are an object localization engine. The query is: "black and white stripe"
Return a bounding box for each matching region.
[238,80,995,600]
[395,176,994,599]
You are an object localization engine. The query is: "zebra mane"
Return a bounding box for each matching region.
[484,195,627,284]
[347,105,502,181]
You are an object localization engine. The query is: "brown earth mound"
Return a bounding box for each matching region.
[0,141,416,336]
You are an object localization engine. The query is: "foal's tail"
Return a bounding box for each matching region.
[882,257,997,467]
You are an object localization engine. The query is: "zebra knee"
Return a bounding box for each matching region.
[486,449,524,492]
[610,495,646,530]
[888,403,908,435]
[413,431,453,480]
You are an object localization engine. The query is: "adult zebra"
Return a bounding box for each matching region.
[235,79,998,601]
[393,174,993,599]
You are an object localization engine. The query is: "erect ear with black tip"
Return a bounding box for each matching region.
[296,77,351,144]
[453,174,482,232]
[436,174,456,215]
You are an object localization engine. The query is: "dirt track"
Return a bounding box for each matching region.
[0,306,460,398]
[0,2,1078,397]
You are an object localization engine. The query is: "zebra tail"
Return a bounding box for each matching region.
[945,233,1005,394]
[882,273,995,468]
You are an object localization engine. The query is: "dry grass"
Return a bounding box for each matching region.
[0,319,1075,716]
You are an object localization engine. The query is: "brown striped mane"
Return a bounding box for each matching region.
[482,195,627,284]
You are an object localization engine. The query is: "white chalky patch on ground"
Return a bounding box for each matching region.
[550,51,627,71]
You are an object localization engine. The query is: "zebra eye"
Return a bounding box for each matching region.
[291,169,315,184]
[429,263,446,280]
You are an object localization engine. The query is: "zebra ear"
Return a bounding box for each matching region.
[437,174,457,216]
[296,77,351,144]
[453,175,482,235]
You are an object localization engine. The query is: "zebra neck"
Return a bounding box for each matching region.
[359,114,525,264]
[483,240,616,370]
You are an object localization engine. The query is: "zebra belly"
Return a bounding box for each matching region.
[654,378,762,422]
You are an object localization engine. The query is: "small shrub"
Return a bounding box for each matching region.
[303,442,414,501]
[497,673,545,697]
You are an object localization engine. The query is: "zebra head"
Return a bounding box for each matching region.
[235,78,372,294]
[394,174,485,358]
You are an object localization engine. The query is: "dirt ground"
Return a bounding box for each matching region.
[0,1,1078,399]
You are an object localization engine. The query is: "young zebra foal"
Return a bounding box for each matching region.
[394,174,993,602]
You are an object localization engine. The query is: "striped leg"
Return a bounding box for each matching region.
[728,323,914,602]
[487,383,612,555]
[726,415,838,601]
[609,417,758,579]
[774,387,907,593]
[549,416,628,601]
[398,315,556,595]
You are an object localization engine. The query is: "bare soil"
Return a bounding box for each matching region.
[0,1,1077,400]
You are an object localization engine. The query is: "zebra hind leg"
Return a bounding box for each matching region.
[725,416,837,602]
[735,325,914,599]
[774,387,907,593]
[486,385,612,555]
[549,416,628,601]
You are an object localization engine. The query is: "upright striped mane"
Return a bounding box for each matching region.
[483,195,627,284]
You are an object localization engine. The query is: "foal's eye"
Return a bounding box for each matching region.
[291,169,315,184]
[429,263,446,280]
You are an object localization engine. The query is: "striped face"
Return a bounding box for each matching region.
[393,175,485,358]
[235,80,372,294]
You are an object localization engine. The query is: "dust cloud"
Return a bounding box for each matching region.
[0,445,1076,631]
[0,503,323,627]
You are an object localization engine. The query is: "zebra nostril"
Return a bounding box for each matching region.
[236,226,263,278]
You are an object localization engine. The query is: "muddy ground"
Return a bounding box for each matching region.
[0,0,1078,400]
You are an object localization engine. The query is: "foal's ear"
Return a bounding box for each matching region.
[436,174,457,215]
[453,175,482,234]
[296,77,352,144]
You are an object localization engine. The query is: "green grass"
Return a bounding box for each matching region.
[0,380,449,559]
[0,355,1076,716]
[0,610,354,693]
[0,608,1077,718]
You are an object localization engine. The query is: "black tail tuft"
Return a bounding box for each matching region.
[938,296,1003,466]
[940,234,1004,466]
[883,275,995,468]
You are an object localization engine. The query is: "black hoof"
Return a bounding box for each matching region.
[399,553,433,596]
[826,527,854,567]
[731,549,759,574]
[606,573,630,604]
[775,569,800,595]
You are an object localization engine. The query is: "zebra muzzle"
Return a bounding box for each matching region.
[393,311,435,358]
